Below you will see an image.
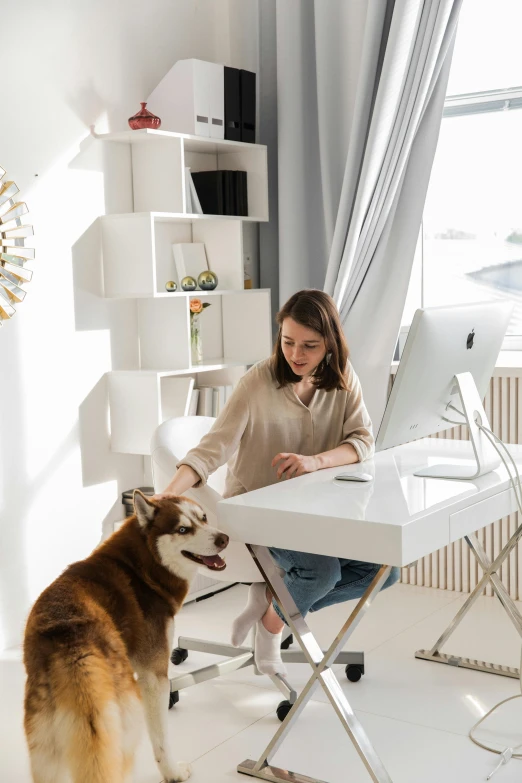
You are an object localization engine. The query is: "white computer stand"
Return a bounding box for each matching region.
[414,371,501,480]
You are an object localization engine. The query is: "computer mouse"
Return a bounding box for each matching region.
[334,472,373,483]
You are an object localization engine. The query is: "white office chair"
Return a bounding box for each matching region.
[151,417,365,721]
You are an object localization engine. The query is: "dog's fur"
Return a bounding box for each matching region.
[23,491,228,783]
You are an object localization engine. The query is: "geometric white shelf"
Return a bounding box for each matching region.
[108,360,253,456]
[137,289,272,371]
[95,124,272,596]
[95,128,269,221]
[95,128,265,150]
[101,213,244,296]
[96,128,272,461]
[108,373,194,455]
[107,284,272,455]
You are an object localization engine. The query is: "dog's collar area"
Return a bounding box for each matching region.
[181,551,227,571]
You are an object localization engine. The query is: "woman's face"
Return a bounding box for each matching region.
[281,317,327,378]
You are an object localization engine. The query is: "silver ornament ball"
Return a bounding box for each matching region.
[198,270,218,291]
[181,276,197,291]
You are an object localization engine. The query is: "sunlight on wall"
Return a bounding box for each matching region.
[0,0,260,652]
[25,455,119,601]
[0,133,141,647]
[21,164,108,481]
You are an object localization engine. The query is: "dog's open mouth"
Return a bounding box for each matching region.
[182,552,227,571]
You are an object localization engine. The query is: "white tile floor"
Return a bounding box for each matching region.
[3,583,522,782]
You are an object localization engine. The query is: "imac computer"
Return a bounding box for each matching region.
[375,301,514,480]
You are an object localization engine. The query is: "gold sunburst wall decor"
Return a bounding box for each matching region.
[0,166,34,325]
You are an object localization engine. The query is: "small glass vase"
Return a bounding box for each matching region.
[128,102,161,130]
[190,314,203,364]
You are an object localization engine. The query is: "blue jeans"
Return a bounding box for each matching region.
[268,548,400,623]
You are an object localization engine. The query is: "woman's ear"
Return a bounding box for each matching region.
[133,490,156,528]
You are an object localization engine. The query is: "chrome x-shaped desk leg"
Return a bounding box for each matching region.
[416,526,522,678]
[238,544,394,783]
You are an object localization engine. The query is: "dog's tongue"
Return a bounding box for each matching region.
[201,554,226,569]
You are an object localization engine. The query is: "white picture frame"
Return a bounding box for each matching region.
[184,167,193,213]
[171,242,208,284]
[186,168,203,214]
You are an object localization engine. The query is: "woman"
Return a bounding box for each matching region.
[160,289,399,675]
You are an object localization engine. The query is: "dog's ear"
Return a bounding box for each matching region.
[133,490,156,528]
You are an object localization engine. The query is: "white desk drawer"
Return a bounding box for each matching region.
[449,488,517,543]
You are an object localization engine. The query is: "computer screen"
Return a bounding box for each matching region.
[376,301,513,454]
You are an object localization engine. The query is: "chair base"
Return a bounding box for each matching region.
[169,634,365,709]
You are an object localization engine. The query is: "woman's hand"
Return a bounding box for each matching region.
[271,453,319,480]
[156,465,201,499]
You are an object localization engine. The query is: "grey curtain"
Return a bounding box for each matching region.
[259,0,462,427]
[260,0,371,312]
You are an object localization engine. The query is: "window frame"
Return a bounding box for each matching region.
[401,85,522,356]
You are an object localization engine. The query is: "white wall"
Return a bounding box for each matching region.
[0,0,260,651]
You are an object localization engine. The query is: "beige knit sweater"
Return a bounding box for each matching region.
[177,358,374,498]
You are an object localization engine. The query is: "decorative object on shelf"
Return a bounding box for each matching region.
[198,270,218,291]
[189,298,211,364]
[172,243,208,284]
[128,102,161,130]
[191,170,248,216]
[184,168,203,214]
[0,165,34,327]
[244,254,253,289]
[181,275,197,291]
[146,59,224,138]
[165,280,177,292]
[224,66,256,143]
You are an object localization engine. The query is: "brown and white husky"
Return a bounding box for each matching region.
[23,490,228,783]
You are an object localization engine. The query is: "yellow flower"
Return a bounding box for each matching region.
[190,298,203,314]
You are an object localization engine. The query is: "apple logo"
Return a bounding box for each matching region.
[466,329,475,350]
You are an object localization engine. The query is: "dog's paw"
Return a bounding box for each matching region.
[167,761,192,782]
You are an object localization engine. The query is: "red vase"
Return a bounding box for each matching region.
[128,102,161,130]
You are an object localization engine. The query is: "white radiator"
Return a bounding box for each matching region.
[400,369,522,598]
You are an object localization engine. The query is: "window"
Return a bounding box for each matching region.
[403,0,522,349]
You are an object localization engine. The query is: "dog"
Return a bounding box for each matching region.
[23,490,229,783]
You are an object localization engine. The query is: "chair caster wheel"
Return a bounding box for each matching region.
[171,647,188,665]
[345,664,364,682]
[169,690,179,709]
[280,633,293,650]
[276,699,293,722]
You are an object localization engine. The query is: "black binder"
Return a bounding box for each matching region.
[240,69,256,143]
[236,171,248,217]
[223,170,235,215]
[224,66,241,142]
[191,170,248,216]
[191,171,224,215]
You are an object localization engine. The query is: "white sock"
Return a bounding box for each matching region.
[254,621,287,677]
[231,582,269,647]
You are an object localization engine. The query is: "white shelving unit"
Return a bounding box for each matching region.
[95,129,268,220]
[109,288,272,454]
[94,124,270,601]
[109,373,194,455]
[137,289,271,370]
[101,213,245,296]
[95,127,272,456]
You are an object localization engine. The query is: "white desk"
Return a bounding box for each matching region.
[217,438,522,783]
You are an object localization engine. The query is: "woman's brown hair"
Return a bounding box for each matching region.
[272,289,349,391]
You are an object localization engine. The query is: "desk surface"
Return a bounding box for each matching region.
[217,439,522,567]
